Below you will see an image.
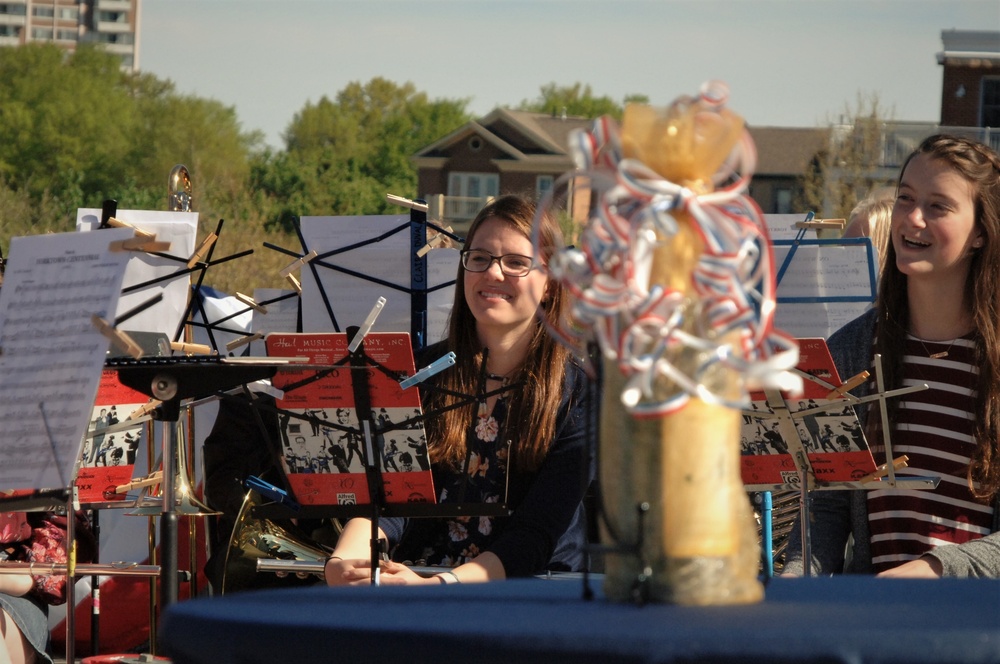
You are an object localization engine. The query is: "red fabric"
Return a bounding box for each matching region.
[5,511,96,605]
[0,511,31,544]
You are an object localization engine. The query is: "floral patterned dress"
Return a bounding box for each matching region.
[394,397,511,567]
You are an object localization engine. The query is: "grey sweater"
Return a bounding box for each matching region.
[783,309,1000,577]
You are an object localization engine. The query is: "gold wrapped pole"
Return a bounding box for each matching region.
[538,81,799,605]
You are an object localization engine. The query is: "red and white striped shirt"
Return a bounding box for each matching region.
[866,335,994,573]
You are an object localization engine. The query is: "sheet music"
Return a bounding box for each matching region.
[426,247,460,344]
[299,215,410,334]
[773,240,877,339]
[299,215,459,345]
[247,288,300,356]
[77,209,198,335]
[0,229,131,490]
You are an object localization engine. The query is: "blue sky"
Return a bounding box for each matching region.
[139,0,999,150]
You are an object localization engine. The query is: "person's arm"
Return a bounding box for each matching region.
[883,531,1000,578]
[325,518,508,585]
[0,574,33,596]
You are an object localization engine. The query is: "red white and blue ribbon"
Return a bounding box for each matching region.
[536,82,801,418]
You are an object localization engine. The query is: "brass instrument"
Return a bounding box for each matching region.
[168,165,193,212]
[221,491,457,589]
[220,490,333,594]
[126,420,219,517]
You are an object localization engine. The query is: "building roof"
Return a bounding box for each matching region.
[937,29,1000,66]
[413,107,593,170]
[414,108,831,180]
[748,126,830,176]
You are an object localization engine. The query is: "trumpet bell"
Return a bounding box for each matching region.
[220,490,331,594]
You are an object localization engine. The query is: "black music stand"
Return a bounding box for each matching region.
[251,334,520,584]
[111,357,281,611]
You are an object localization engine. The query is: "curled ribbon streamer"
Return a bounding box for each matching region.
[534,93,800,417]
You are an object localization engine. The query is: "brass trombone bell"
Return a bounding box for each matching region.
[168,164,193,212]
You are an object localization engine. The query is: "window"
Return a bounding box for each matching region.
[775,188,792,214]
[536,175,554,200]
[982,78,1000,128]
[32,6,54,18]
[448,172,499,199]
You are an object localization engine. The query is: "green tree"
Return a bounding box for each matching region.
[519,82,643,120]
[0,43,261,232]
[0,44,138,211]
[255,77,470,228]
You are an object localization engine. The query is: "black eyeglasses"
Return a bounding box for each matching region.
[460,249,537,277]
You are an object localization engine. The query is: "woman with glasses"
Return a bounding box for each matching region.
[324,194,597,585]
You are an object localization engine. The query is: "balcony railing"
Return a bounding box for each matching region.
[426,195,494,226]
[833,122,1000,168]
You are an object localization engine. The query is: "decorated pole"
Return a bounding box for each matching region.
[537,81,800,605]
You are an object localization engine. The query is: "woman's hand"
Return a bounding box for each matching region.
[324,557,437,586]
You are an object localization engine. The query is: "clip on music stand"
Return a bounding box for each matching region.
[746,353,938,576]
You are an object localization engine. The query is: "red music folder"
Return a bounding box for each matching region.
[75,369,149,503]
[740,338,878,488]
[266,333,436,506]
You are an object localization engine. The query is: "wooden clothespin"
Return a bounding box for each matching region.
[109,236,172,253]
[126,399,162,420]
[859,455,909,484]
[106,217,156,240]
[91,314,143,359]
[187,232,218,268]
[115,470,163,495]
[226,332,264,352]
[279,250,318,278]
[417,226,454,257]
[285,273,302,294]
[794,218,846,230]
[825,370,870,399]
[235,292,267,314]
[386,193,429,212]
[169,341,215,356]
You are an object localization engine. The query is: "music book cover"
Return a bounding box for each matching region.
[266,333,436,506]
[740,338,878,488]
[76,370,149,503]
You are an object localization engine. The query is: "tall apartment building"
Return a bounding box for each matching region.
[0,0,140,71]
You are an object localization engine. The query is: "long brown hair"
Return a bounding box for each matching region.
[874,134,1000,500]
[424,194,570,473]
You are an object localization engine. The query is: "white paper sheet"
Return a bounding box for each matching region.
[77,209,198,336]
[0,228,132,490]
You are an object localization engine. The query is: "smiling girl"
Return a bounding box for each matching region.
[786,134,1000,578]
[324,194,597,585]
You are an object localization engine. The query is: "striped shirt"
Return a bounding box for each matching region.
[866,335,994,573]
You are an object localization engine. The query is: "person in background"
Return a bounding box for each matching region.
[785,134,1000,577]
[0,510,95,664]
[842,187,895,278]
[325,194,597,585]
